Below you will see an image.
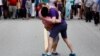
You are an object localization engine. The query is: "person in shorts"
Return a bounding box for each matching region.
[39,3,60,56]
[74,0,82,19]
[40,4,76,56]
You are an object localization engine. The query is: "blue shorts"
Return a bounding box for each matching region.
[49,21,67,39]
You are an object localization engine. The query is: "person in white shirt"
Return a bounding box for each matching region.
[31,0,35,18]
[0,0,3,17]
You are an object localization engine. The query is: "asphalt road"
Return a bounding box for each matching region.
[0,19,100,56]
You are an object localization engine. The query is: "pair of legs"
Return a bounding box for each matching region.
[44,22,75,56]
[70,5,77,19]
[0,6,2,17]
[26,8,31,18]
[9,6,17,19]
[75,4,81,19]
[93,11,100,25]
[45,35,59,54]
[20,8,26,18]
[16,9,22,18]
[85,7,92,22]
[47,36,74,54]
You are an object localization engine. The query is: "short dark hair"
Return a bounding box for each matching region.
[31,0,35,3]
[54,1,57,7]
[41,7,49,17]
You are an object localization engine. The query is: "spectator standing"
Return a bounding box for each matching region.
[20,0,27,18]
[70,0,76,19]
[0,0,3,18]
[55,0,64,18]
[61,0,66,19]
[84,0,94,22]
[16,0,21,18]
[3,0,9,19]
[31,0,35,18]
[92,0,99,25]
[25,0,31,18]
[35,0,40,17]
[74,0,82,19]
[80,0,85,19]
[8,0,18,19]
[65,0,74,18]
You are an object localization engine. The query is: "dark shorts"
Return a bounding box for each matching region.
[71,5,76,10]
[71,4,81,9]
[53,35,59,43]
[49,21,67,39]
[75,4,81,9]
[48,32,59,43]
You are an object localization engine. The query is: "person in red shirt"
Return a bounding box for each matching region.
[8,0,18,19]
[8,0,18,6]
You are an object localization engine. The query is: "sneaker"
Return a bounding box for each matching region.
[42,53,52,56]
[47,55,52,56]
[52,52,59,55]
[42,53,47,56]
[69,53,76,56]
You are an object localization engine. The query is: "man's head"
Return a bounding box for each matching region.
[41,7,49,17]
